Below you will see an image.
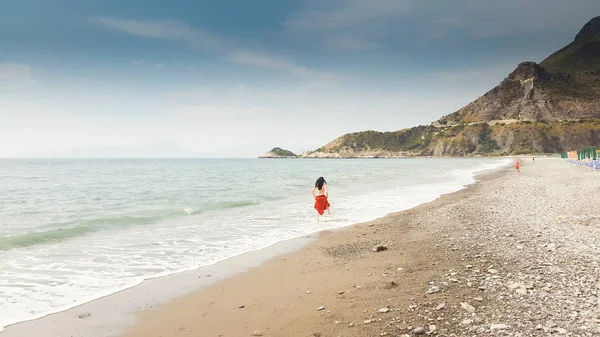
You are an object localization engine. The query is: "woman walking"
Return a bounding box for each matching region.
[312,176,330,219]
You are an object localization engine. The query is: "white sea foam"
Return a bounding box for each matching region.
[0,158,510,330]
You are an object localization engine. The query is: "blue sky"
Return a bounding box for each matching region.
[1,0,599,157]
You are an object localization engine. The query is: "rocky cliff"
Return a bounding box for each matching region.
[302,16,600,158]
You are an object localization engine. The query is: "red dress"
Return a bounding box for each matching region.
[314,195,330,215]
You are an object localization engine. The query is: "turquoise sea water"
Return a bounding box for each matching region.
[0,158,510,329]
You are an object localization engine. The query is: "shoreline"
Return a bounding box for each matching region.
[118,157,599,337]
[1,235,315,337]
[0,160,509,336]
[259,154,556,159]
[119,163,511,337]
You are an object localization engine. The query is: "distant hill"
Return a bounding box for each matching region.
[258,147,298,158]
[301,16,600,158]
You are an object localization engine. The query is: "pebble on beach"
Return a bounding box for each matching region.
[372,245,387,252]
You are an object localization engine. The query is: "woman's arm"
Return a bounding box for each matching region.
[324,184,328,197]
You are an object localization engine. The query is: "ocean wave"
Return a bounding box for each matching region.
[184,200,261,215]
[0,200,261,251]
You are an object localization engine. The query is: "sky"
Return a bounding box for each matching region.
[1,0,599,157]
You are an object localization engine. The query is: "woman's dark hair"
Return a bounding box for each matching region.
[315,177,326,190]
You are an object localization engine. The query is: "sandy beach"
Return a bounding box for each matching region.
[4,158,600,337]
[119,158,599,337]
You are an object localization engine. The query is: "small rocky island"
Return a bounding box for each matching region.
[258,147,299,158]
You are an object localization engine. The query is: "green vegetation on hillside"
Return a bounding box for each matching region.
[269,147,297,157]
[314,121,600,156]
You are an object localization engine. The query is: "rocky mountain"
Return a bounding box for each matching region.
[302,16,600,158]
[541,16,600,73]
[258,147,298,158]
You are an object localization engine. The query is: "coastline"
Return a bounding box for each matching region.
[0,159,508,337]
[119,157,598,336]
[0,235,315,337]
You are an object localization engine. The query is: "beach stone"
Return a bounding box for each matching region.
[383,281,398,289]
[238,305,245,309]
[413,327,426,334]
[490,324,509,330]
[253,330,262,336]
[372,245,387,252]
[436,303,445,310]
[78,312,91,319]
[317,306,325,311]
[429,324,437,332]
[460,302,476,313]
[378,307,390,313]
[515,288,527,295]
[348,323,354,327]
[461,319,473,325]
[507,283,523,290]
[555,327,568,334]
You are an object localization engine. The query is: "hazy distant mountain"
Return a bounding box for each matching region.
[300,16,600,158]
[43,141,209,158]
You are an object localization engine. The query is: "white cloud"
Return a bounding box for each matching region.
[90,17,229,51]
[227,51,342,83]
[91,17,339,83]
[284,0,412,34]
[325,35,381,51]
[427,61,521,85]
[283,0,600,49]
[283,0,413,51]
[434,0,600,39]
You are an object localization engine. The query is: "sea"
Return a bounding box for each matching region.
[0,158,510,330]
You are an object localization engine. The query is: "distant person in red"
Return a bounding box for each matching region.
[532,156,535,163]
[312,176,330,219]
[515,160,520,173]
